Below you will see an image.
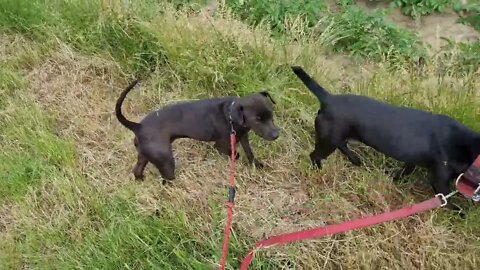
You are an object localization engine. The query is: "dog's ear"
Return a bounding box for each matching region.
[230,102,245,126]
[259,91,276,104]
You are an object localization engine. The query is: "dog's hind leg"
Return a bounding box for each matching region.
[310,116,337,169]
[310,121,354,169]
[133,153,149,180]
[132,137,149,180]
[145,144,176,183]
[310,139,336,169]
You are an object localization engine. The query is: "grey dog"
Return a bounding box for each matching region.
[115,80,280,182]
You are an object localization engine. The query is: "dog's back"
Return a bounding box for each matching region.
[139,97,234,140]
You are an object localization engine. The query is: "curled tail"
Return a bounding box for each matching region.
[115,79,141,133]
[291,66,330,104]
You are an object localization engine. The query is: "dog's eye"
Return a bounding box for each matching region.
[256,116,263,121]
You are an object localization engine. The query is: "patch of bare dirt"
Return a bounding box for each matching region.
[357,0,480,51]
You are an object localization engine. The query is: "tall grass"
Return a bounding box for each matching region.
[0,0,167,74]
[1,0,480,269]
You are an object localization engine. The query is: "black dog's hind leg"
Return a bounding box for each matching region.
[310,116,340,169]
[310,138,337,169]
[239,133,264,168]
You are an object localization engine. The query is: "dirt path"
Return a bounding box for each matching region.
[349,0,480,52]
[386,9,479,51]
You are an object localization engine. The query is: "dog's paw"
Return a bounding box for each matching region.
[309,153,322,170]
[310,159,321,170]
[161,179,175,185]
[133,173,145,181]
[455,206,466,219]
[349,156,362,166]
[253,160,265,169]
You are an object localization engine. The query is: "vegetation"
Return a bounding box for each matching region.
[226,0,327,33]
[455,1,480,31]
[225,0,427,63]
[392,0,451,18]
[1,0,480,269]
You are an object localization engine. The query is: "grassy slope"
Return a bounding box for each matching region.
[1,1,480,269]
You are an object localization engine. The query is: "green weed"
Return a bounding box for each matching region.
[318,6,427,63]
[226,0,327,35]
[392,0,451,18]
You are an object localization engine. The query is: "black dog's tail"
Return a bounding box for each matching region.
[291,66,330,103]
[115,79,141,133]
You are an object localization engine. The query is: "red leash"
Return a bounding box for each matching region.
[239,155,480,269]
[219,131,236,270]
[215,126,480,270]
[239,194,448,269]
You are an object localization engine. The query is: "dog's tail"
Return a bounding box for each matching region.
[115,79,141,133]
[291,66,330,103]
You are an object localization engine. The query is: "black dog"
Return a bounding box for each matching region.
[115,80,280,182]
[292,66,480,210]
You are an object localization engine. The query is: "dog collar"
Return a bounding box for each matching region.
[228,101,236,134]
[228,101,235,123]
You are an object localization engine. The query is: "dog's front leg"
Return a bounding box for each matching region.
[338,143,362,166]
[239,133,264,168]
[429,164,465,217]
[214,140,240,160]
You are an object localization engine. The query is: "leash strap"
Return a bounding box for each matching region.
[239,195,445,270]
[219,132,236,270]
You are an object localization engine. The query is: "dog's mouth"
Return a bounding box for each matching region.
[261,129,280,141]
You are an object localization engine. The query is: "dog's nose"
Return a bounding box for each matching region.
[270,130,280,140]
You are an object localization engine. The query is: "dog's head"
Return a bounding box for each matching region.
[230,91,280,141]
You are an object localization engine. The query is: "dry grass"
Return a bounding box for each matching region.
[2,3,480,270]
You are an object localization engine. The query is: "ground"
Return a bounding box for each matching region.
[1,1,480,269]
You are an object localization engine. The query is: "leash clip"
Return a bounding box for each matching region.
[473,186,480,202]
[435,193,447,207]
[435,190,458,207]
[228,186,236,203]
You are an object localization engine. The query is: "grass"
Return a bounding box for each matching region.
[0,0,167,74]
[225,0,428,64]
[1,0,480,269]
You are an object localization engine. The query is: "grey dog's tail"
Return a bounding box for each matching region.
[115,79,141,133]
[291,66,330,104]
